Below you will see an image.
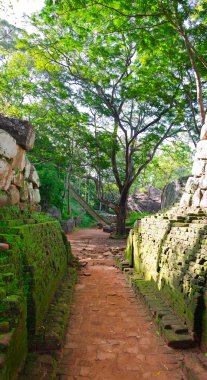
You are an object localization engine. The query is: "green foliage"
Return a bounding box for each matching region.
[131,140,193,191]
[36,163,64,210]
[126,211,151,226]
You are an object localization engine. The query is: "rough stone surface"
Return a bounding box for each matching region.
[0,191,9,206]
[0,115,35,150]
[195,140,207,160]
[24,158,31,179]
[0,118,40,207]
[7,184,20,205]
[200,119,207,140]
[180,192,192,207]
[28,186,41,204]
[199,175,207,190]
[200,190,207,208]
[12,171,24,188]
[192,188,202,207]
[161,177,189,209]
[192,159,206,177]
[0,207,72,380]
[47,206,62,220]
[0,158,13,190]
[185,176,199,193]
[19,182,29,201]
[29,165,40,188]
[126,208,207,350]
[61,218,74,234]
[0,129,17,159]
[128,186,161,213]
[12,145,26,171]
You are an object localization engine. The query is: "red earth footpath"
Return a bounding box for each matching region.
[55,228,190,380]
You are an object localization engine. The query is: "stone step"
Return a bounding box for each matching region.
[129,276,196,349]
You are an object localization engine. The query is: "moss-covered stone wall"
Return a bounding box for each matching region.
[0,206,72,380]
[126,209,207,350]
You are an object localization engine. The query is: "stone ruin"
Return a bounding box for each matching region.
[0,115,41,208]
[180,117,207,209]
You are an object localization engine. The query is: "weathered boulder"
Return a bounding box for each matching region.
[180,192,192,207]
[185,177,199,193]
[28,185,41,204]
[20,182,29,201]
[192,188,202,207]
[161,177,189,209]
[0,190,9,206]
[128,186,161,213]
[23,158,31,179]
[61,219,74,234]
[12,145,26,171]
[0,115,35,150]
[47,206,62,220]
[195,140,207,160]
[199,175,207,190]
[0,129,17,159]
[200,190,207,208]
[29,165,40,188]
[192,159,206,176]
[0,158,13,190]
[7,185,20,205]
[12,172,24,188]
[200,116,207,140]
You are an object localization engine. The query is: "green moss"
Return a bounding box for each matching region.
[0,206,73,379]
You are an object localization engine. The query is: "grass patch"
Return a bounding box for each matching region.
[126,211,152,226]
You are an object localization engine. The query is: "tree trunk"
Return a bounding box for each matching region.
[116,199,127,236]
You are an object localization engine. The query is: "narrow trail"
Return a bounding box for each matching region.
[55,228,187,380]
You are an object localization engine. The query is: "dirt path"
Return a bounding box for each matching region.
[55,228,187,380]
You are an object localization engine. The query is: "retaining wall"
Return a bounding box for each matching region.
[0,116,40,208]
[0,206,72,380]
[126,209,207,349]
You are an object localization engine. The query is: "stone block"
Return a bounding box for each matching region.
[28,184,40,204]
[47,206,62,219]
[12,172,24,188]
[0,190,9,206]
[192,188,202,207]
[20,181,29,201]
[0,116,35,150]
[200,191,207,208]
[12,145,26,171]
[0,129,17,159]
[23,158,31,179]
[29,165,40,188]
[200,119,207,140]
[61,219,74,234]
[180,193,192,207]
[199,175,207,190]
[195,140,207,159]
[192,159,206,176]
[185,177,199,193]
[32,189,41,203]
[0,158,13,190]
[7,184,20,205]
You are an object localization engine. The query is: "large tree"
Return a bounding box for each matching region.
[19,0,198,234]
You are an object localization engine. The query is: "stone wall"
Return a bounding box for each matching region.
[161,177,189,209]
[0,116,40,208]
[0,206,73,380]
[180,116,207,209]
[126,208,207,350]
